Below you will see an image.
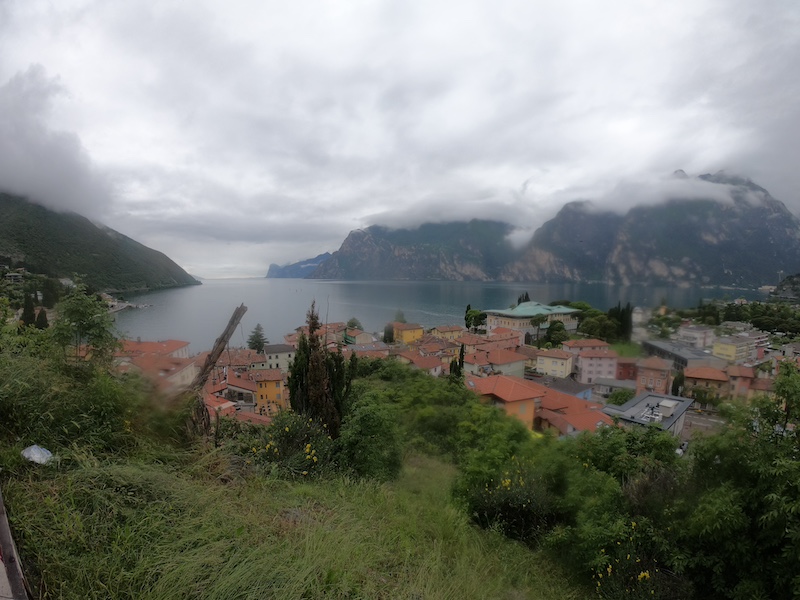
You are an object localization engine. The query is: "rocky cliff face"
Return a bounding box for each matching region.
[309,220,518,280]
[304,173,800,287]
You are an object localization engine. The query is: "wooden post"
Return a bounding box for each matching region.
[186,303,248,436]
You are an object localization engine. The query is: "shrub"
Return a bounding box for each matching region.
[336,397,402,481]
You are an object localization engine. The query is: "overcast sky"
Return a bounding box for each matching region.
[1,1,799,278]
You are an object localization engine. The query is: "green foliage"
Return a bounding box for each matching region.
[336,396,403,481]
[545,320,569,346]
[34,307,49,329]
[394,309,406,323]
[246,322,267,353]
[346,316,362,330]
[465,308,486,330]
[0,192,198,291]
[288,302,356,439]
[383,322,394,342]
[51,282,119,367]
[607,388,635,406]
[20,293,35,326]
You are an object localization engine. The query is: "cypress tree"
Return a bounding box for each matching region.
[21,294,36,327]
[35,308,49,329]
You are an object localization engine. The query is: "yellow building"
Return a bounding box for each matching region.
[712,336,753,364]
[429,325,465,341]
[535,349,574,378]
[392,322,424,344]
[253,369,288,415]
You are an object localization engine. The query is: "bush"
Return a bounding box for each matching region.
[336,397,402,481]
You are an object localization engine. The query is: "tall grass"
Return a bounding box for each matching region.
[5,451,584,599]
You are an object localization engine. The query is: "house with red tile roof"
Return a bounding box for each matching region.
[636,357,672,395]
[535,385,614,437]
[464,348,527,378]
[391,322,424,344]
[251,369,288,415]
[683,366,730,401]
[467,375,545,429]
[515,345,541,369]
[429,325,465,341]
[453,333,488,354]
[535,349,574,378]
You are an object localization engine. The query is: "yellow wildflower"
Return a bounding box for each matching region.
[637,570,650,581]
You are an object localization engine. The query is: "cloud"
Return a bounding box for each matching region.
[0,65,112,215]
[1,1,799,277]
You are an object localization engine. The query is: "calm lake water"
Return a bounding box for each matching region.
[114,279,768,355]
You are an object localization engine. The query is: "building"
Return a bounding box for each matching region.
[713,336,755,364]
[592,377,637,398]
[561,339,611,355]
[249,344,296,372]
[252,369,287,415]
[636,357,672,395]
[676,324,716,348]
[467,375,544,429]
[575,349,618,384]
[392,322,424,344]
[464,348,527,378]
[642,340,727,371]
[429,325,465,341]
[602,392,693,437]
[535,349,574,378]
[483,301,580,338]
[616,357,638,380]
[682,366,730,401]
[535,375,594,401]
[533,384,613,437]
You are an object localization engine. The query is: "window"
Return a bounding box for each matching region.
[640,377,646,384]
[648,378,654,386]
[656,379,661,387]
[277,393,281,400]
[275,382,280,388]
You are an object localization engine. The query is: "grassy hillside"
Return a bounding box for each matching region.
[0,193,198,291]
[5,452,582,600]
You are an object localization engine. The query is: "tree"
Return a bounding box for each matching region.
[52,282,119,367]
[464,304,471,329]
[383,323,395,343]
[20,293,35,327]
[346,317,363,330]
[517,291,530,305]
[544,320,569,346]
[607,388,635,406]
[671,370,684,396]
[287,302,343,438]
[466,309,486,332]
[34,308,49,330]
[529,315,547,343]
[394,309,407,324]
[247,323,268,353]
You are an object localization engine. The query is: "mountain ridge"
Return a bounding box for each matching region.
[0,193,199,292]
[273,173,800,287]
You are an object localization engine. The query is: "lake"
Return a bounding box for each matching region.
[114,278,768,354]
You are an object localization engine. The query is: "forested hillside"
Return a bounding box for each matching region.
[0,193,198,291]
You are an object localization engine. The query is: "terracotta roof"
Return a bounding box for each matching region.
[226,371,258,392]
[465,348,527,366]
[726,365,755,378]
[617,357,638,364]
[411,355,444,371]
[119,339,190,357]
[684,366,728,382]
[251,369,284,382]
[393,322,423,331]
[454,334,488,346]
[515,346,541,359]
[467,375,546,403]
[563,339,610,349]
[432,325,464,333]
[638,356,671,370]
[204,392,236,418]
[491,327,517,335]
